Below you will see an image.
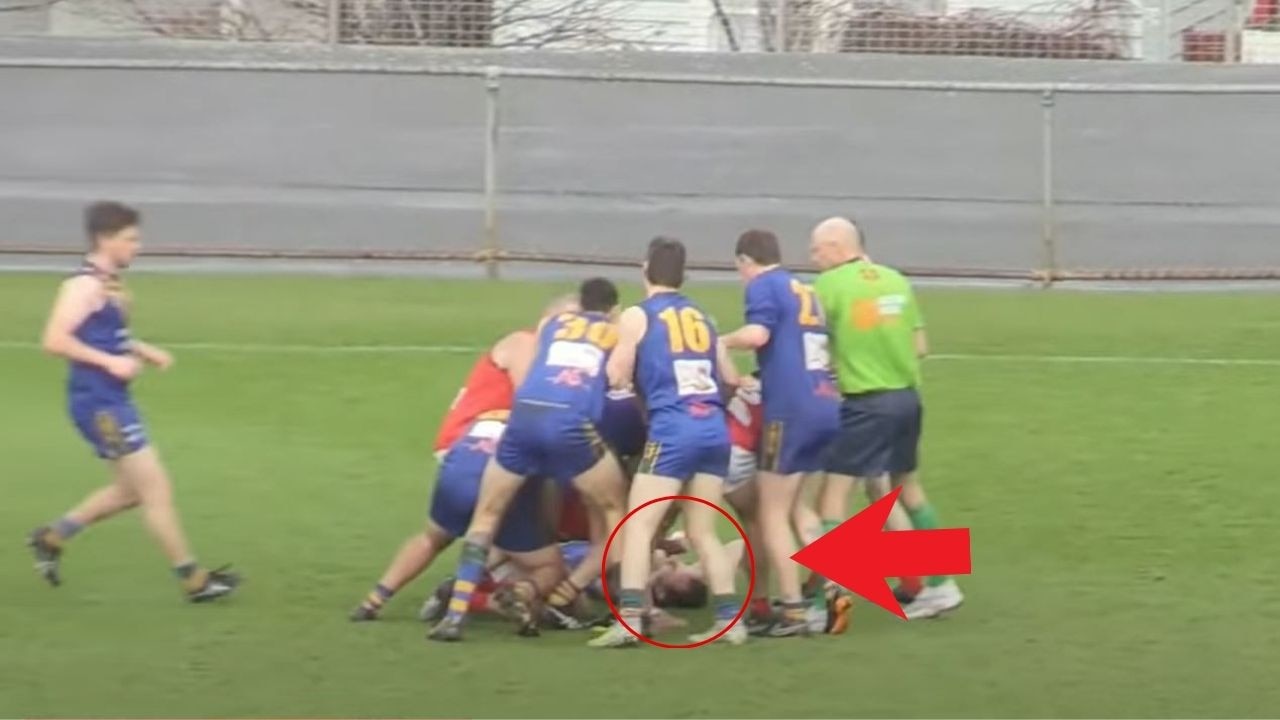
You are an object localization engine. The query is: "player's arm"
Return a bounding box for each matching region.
[491,330,537,387]
[715,337,742,389]
[906,283,928,359]
[721,281,775,351]
[606,306,645,390]
[41,276,138,379]
[130,339,174,370]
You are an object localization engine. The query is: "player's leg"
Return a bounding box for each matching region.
[755,421,811,634]
[553,451,626,611]
[794,472,827,601]
[683,470,747,646]
[725,477,772,631]
[351,522,453,621]
[428,456,526,641]
[29,475,138,587]
[588,462,677,648]
[30,402,144,586]
[889,392,963,619]
[495,541,566,636]
[111,445,239,601]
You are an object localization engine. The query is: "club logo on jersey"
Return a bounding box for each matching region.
[551,368,587,388]
[687,401,716,418]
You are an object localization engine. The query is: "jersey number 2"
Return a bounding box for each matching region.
[790,279,822,327]
[658,307,711,353]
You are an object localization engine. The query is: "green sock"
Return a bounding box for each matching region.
[811,520,841,609]
[907,503,949,587]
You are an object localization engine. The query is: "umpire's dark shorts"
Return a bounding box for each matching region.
[825,388,922,478]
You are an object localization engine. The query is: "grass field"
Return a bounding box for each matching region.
[1,272,1277,718]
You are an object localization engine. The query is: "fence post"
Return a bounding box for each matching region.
[776,0,788,51]
[327,0,340,45]
[1039,87,1058,288]
[483,66,502,280]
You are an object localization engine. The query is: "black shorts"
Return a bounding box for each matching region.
[825,389,922,478]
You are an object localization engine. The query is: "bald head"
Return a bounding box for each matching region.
[810,216,864,271]
[543,292,580,318]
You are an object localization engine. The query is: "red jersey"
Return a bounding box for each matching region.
[726,384,763,452]
[434,346,521,454]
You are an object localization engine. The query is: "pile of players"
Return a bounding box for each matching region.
[348,225,962,647]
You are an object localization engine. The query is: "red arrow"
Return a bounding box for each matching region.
[791,487,971,619]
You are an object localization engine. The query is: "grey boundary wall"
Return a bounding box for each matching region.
[2,37,1279,276]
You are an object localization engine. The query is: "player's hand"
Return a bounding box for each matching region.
[145,347,175,371]
[738,374,761,393]
[105,355,143,381]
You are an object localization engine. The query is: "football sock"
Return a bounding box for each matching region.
[52,517,84,543]
[713,593,739,623]
[897,576,924,596]
[782,600,807,622]
[618,588,644,627]
[443,540,487,622]
[174,561,209,592]
[749,596,771,618]
[360,584,394,614]
[906,503,950,587]
[469,590,491,613]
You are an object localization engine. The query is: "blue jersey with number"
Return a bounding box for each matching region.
[745,268,841,421]
[634,293,726,445]
[67,262,133,405]
[599,389,647,458]
[513,311,616,422]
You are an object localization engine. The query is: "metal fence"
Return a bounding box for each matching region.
[1,50,1279,283]
[2,0,1276,61]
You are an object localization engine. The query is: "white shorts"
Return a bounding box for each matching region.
[724,445,757,493]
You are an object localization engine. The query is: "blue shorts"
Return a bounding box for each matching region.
[759,415,838,475]
[496,403,607,487]
[637,438,730,483]
[70,400,149,460]
[825,389,923,478]
[428,462,549,553]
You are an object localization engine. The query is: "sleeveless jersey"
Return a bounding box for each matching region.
[438,410,510,480]
[433,332,530,453]
[67,261,132,405]
[744,268,840,420]
[514,311,616,422]
[634,293,726,444]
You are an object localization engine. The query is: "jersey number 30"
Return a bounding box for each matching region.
[554,314,618,349]
[658,307,711,353]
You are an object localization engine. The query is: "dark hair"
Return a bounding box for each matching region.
[85,201,140,245]
[578,277,619,313]
[654,576,708,609]
[645,236,686,289]
[735,229,782,265]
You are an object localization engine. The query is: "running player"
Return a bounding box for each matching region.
[429,278,628,642]
[589,237,747,648]
[720,229,840,636]
[28,201,238,602]
[433,295,579,460]
[350,410,558,623]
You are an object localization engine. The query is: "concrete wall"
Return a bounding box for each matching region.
[1,38,1279,272]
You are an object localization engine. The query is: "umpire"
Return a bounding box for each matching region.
[808,216,963,620]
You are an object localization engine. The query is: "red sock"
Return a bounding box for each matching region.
[898,576,923,596]
[469,591,491,613]
[750,597,771,617]
[476,577,498,594]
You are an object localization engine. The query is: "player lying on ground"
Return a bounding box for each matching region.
[720,229,842,637]
[429,278,629,642]
[810,216,963,620]
[28,201,238,602]
[433,295,580,461]
[590,237,748,648]
[350,410,560,622]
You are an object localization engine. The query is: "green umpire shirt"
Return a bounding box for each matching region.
[813,258,923,395]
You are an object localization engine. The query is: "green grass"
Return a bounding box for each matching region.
[0,273,1277,718]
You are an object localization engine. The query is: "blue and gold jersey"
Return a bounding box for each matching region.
[438,410,509,480]
[634,292,726,445]
[68,261,132,404]
[744,268,840,421]
[514,310,617,422]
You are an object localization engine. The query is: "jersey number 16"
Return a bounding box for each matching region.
[658,306,711,354]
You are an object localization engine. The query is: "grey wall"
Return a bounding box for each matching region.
[2,38,1279,273]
